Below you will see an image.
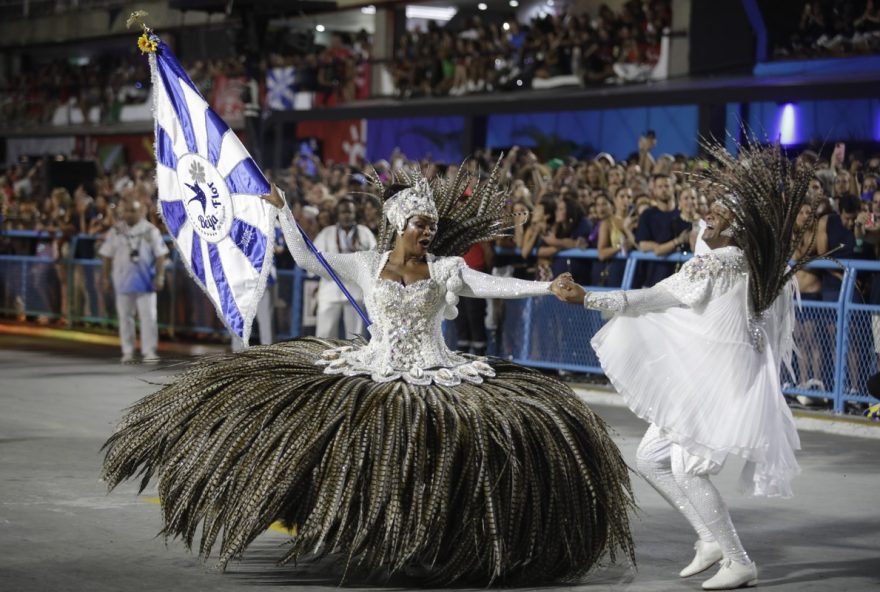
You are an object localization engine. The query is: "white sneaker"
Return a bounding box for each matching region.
[702,558,758,590]
[142,352,160,364]
[120,354,136,364]
[680,540,723,578]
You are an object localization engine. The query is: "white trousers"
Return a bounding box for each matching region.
[116,292,158,356]
[316,300,364,339]
[636,424,750,564]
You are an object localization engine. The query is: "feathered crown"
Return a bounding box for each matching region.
[383,178,438,232]
[368,158,515,257]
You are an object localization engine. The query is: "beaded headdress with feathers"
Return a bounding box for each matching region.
[697,137,825,316]
[368,158,514,257]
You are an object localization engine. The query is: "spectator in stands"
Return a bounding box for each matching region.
[596,187,638,288]
[544,196,592,284]
[457,241,494,356]
[312,198,376,339]
[635,173,690,287]
[521,197,556,281]
[817,192,872,398]
[817,192,870,300]
[360,194,382,238]
[793,201,825,396]
[99,200,168,364]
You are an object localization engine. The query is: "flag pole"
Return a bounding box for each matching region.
[294,220,371,328]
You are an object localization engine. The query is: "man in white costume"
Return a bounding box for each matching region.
[100,200,169,363]
[555,143,818,590]
[313,198,376,338]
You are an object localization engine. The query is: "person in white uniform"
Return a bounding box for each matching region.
[100,200,168,363]
[554,142,822,590]
[313,198,376,338]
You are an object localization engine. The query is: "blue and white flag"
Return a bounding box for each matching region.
[266,67,297,111]
[147,33,275,343]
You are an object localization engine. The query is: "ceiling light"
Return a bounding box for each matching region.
[478,2,488,10]
[405,5,457,21]
[361,5,376,14]
[503,22,510,31]
[315,24,325,32]
[509,0,519,6]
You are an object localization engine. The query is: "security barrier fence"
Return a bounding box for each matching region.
[1,232,878,413]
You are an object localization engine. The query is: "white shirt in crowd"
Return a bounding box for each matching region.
[98,219,169,293]
[312,224,377,302]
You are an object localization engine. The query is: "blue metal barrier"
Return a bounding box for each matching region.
[1,230,878,413]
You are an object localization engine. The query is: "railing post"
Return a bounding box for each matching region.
[832,269,852,414]
[621,255,638,290]
[520,297,533,362]
[290,267,304,338]
[66,236,76,328]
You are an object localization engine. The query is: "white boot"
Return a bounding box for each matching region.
[680,540,723,577]
[702,558,758,590]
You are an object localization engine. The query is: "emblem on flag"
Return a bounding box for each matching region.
[143,28,275,343]
[266,67,297,111]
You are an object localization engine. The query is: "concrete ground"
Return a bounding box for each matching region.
[1,334,878,592]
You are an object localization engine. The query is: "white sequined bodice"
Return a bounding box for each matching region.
[277,204,552,386]
[319,271,486,386]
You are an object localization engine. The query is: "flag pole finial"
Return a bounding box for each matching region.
[129,10,158,54]
[126,10,150,31]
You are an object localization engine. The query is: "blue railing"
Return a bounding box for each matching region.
[1,231,878,413]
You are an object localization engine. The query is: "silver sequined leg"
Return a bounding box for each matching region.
[636,425,715,543]
[671,447,751,565]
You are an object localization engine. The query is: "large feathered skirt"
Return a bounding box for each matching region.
[102,337,634,586]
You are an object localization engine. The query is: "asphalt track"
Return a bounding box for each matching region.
[1,334,877,591]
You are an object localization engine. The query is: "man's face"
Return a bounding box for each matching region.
[336,203,356,230]
[840,210,857,230]
[863,176,877,194]
[122,202,143,226]
[834,172,850,195]
[808,179,824,199]
[653,176,673,202]
[873,191,880,215]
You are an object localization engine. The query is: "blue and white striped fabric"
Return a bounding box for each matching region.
[266,67,297,111]
[149,37,275,343]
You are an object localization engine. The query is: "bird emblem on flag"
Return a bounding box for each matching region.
[134,20,276,343]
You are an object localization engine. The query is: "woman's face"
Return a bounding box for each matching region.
[363,201,377,220]
[586,164,600,186]
[398,215,438,257]
[795,203,813,229]
[679,189,697,215]
[614,187,631,212]
[595,196,612,219]
[555,200,568,223]
[607,167,623,186]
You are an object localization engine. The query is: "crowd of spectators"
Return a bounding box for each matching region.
[0,29,371,128]
[393,1,670,98]
[775,0,880,58]
[0,55,153,128]
[2,135,880,406]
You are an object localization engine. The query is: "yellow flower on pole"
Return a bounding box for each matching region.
[138,32,158,54]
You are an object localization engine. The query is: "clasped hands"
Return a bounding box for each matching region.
[550,273,627,314]
[550,273,586,304]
